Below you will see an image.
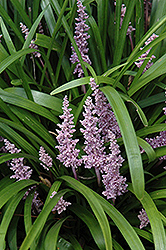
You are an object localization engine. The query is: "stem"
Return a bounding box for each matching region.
[95,168,101,186]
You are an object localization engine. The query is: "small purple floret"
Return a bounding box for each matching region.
[138,208,149,229]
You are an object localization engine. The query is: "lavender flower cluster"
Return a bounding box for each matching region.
[39,145,72,214]
[20,22,41,58]
[56,96,82,179]
[145,130,166,160]
[50,191,71,214]
[164,91,166,116]
[135,33,158,73]
[90,78,121,140]
[39,146,53,171]
[141,91,166,161]
[70,0,91,77]
[3,139,32,180]
[138,208,149,229]
[81,79,127,199]
[56,78,128,200]
[114,1,135,36]
[1,138,42,212]
[1,137,71,214]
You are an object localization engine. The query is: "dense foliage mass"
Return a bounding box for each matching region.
[0,0,166,249]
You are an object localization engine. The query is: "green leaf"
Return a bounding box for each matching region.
[0,4,24,43]
[112,239,124,250]
[0,97,21,124]
[97,76,126,93]
[56,237,75,250]
[137,137,156,162]
[10,0,31,27]
[19,189,70,250]
[138,92,166,108]
[0,176,14,191]
[128,53,166,96]
[70,204,105,250]
[21,5,49,52]
[24,190,35,234]
[120,93,148,126]
[0,190,25,249]
[44,217,70,249]
[9,106,56,147]
[0,17,16,54]
[50,76,126,95]
[0,153,37,165]
[91,189,145,250]
[150,0,166,31]
[73,87,92,124]
[150,189,166,200]
[113,0,137,66]
[44,180,62,207]
[59,235,81,250]
[60,176,112,250]
[4,87,76,113]
[102,62,128,77]
[0,117,57,159]
[96,0,109,52]
[87,16,107,71]
[0,180,37,209]
[114,28,166,88]
[50,77,91,95]
[0,48,36,74]
[0,123,38,156]
[50,0,88,77]
[101,86,144,199]
[35,33,61,52]
[7,203,23,250]
[133,227,153,243]
[36,221,55,250]
[136,124,166,137]
[129,185,166,250]
[0,88,59,123]
[41,0,56,35]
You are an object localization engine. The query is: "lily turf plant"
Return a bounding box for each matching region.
[0,0,166,249]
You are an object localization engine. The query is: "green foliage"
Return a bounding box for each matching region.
[0,0,166,249]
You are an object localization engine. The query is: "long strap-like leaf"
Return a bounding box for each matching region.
[101,86,144,199]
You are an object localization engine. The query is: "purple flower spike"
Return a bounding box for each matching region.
[3,139,32,180]
[102,131,127,200]
[2,139,42,213]
[138,208,149,229]
[164,107,166,116]
[70,0,91,77]
[39,146,53,171]
[135,33,158,73]
[50,191,71,214]
[80,78,127,197]
[56,96,82,179]
[89,78,121,140]
[141,93,166,161]
[80,95,106,184]
[145,130,166,160]
[114,2,135,36]
[164,91,166,115]
[20,22,41,58]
